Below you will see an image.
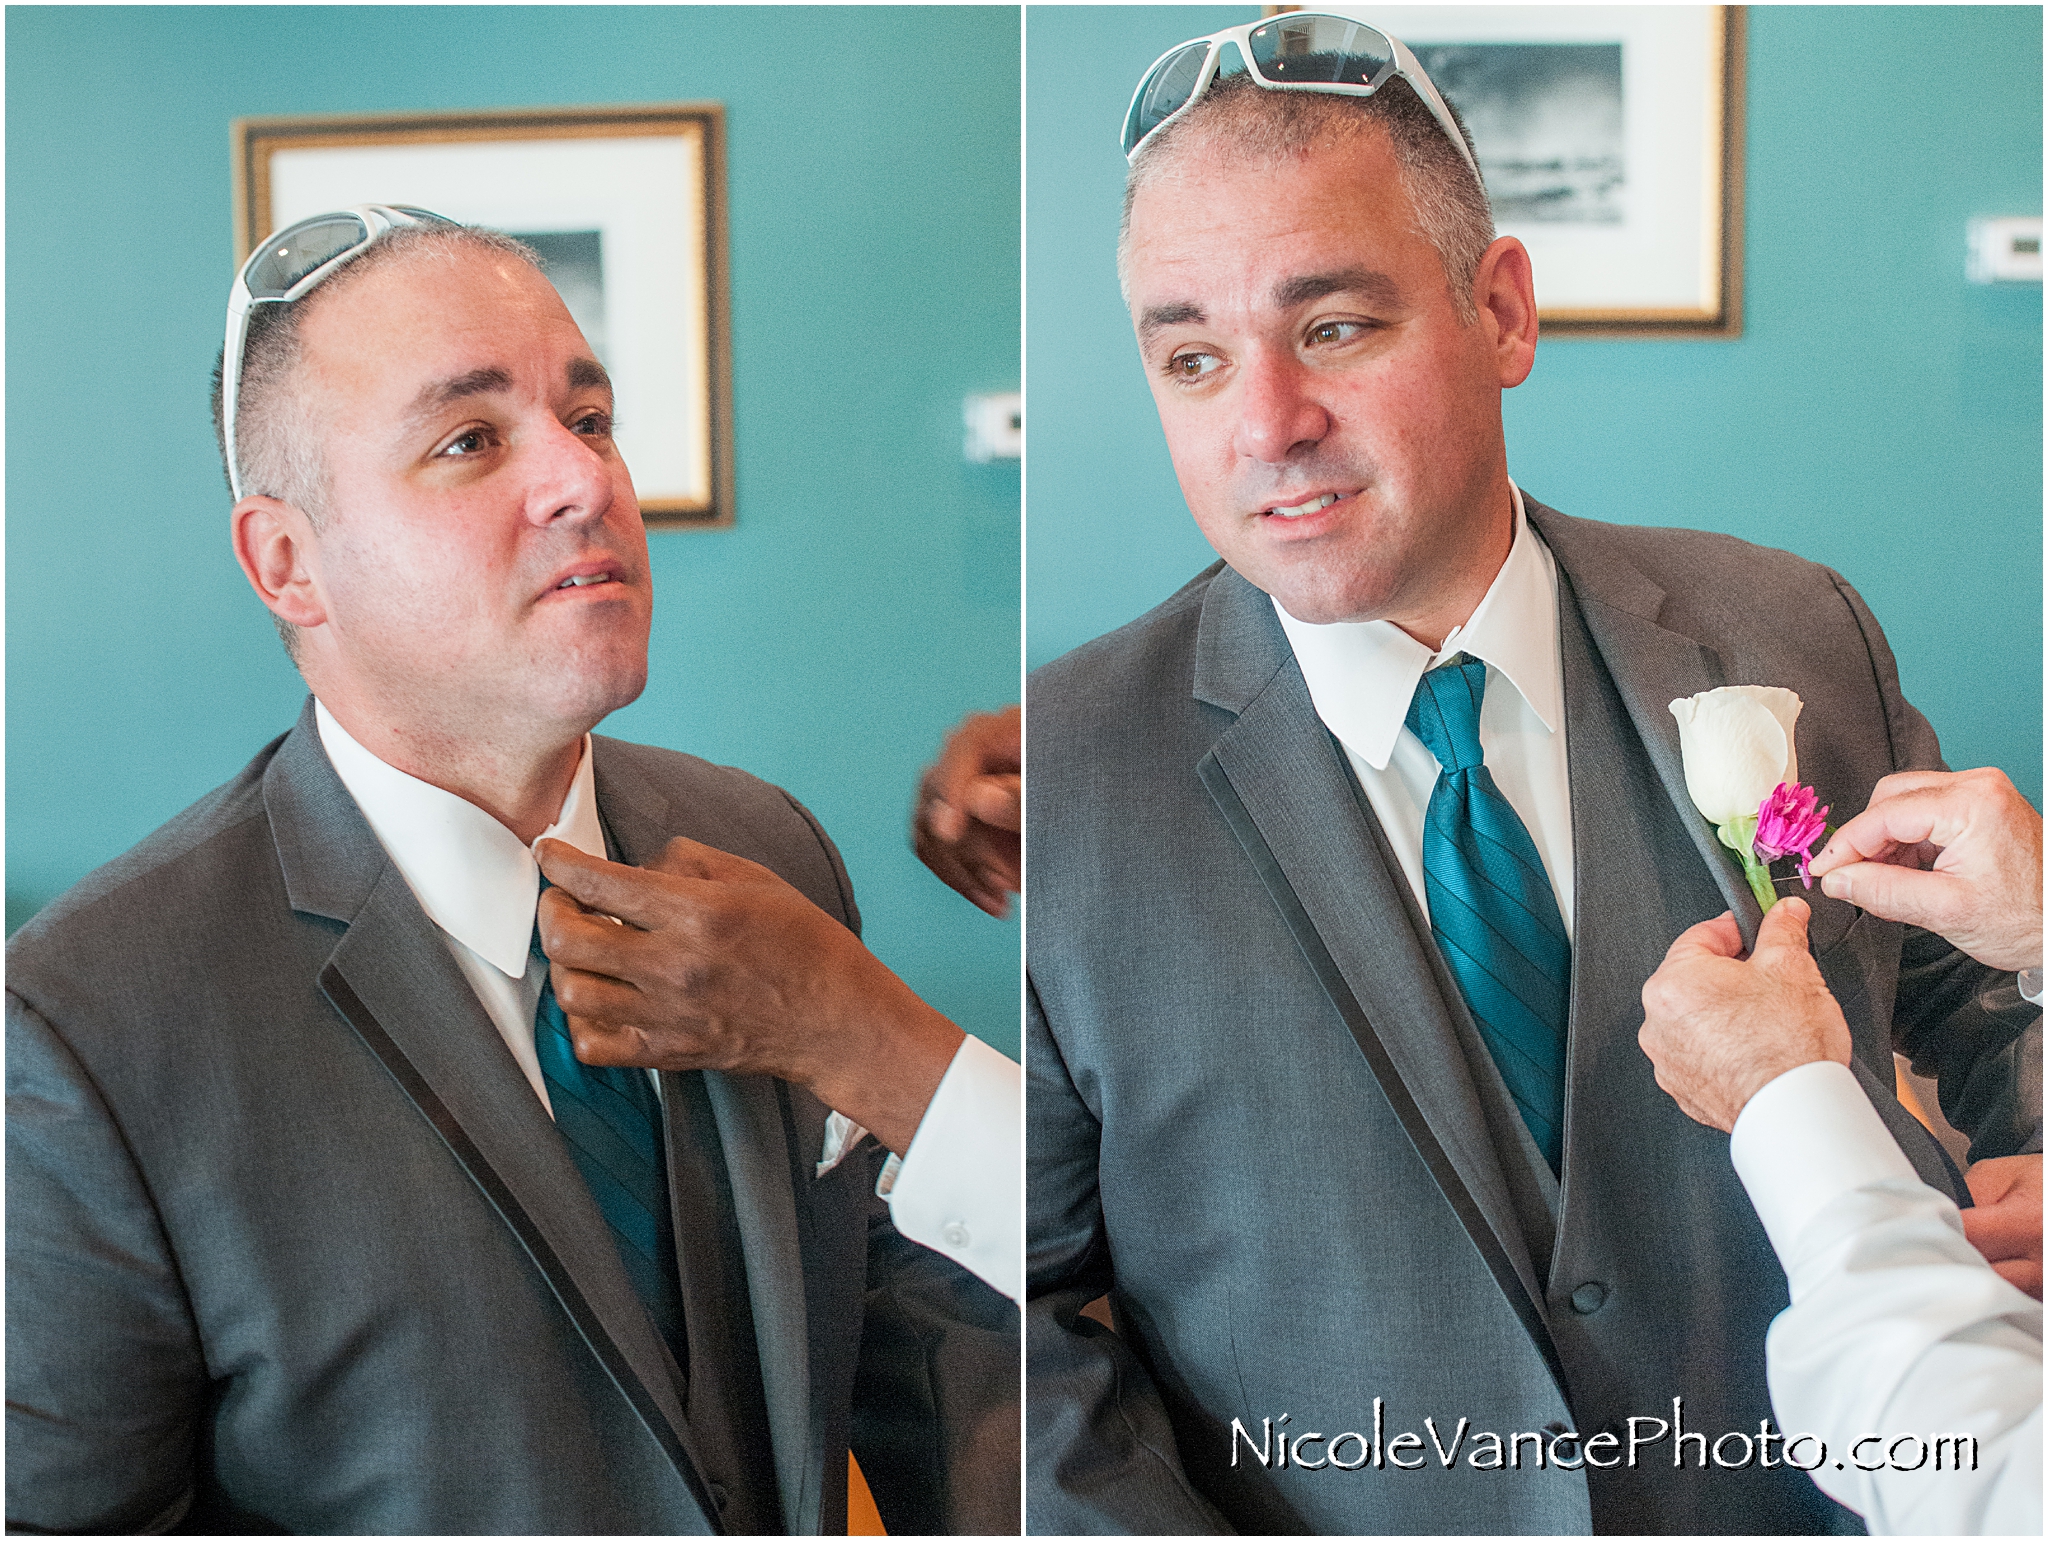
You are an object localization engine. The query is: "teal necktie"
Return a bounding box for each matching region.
[531,918,687,1364]
[1404,656,1571,1173]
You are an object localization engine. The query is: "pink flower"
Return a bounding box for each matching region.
[1754,781,1830,887]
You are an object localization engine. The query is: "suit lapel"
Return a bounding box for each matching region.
[595,741,819,1533]
[1193,572,1567,1401]
[698,1073,821,1533]
[265,704,720,1532]
[1528,505,1763,943]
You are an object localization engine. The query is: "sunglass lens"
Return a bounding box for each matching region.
[243,214,370,299]
[1249,15,1393,87]
[1124,41,1212,154]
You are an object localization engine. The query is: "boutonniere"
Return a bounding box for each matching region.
[1668,686,1830,913]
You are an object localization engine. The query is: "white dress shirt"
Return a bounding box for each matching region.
[1731,1061,2042,1535]
[317,700,608,1111]
[1274,483,1575,939]
[316,701,1021,1302]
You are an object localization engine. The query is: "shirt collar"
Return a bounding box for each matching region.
[1273,480,1564,770]
[314,700,607,978]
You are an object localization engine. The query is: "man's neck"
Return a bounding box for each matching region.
[1387,482,1519,652]
[314,697,585,846]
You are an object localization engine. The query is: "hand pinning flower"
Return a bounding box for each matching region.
[1754,781,1830,888]
[1669,686,1817,912]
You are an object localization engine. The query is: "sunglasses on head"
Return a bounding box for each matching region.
[221,204,459,501]
[1122,12,1482,189]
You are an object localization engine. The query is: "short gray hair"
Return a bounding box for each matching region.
[209,224,542,659]
[1118,74,1495,323]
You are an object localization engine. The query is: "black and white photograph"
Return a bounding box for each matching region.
[1342,4,1741,331]
[1411,42,1624,226]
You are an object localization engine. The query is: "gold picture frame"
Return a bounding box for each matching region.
[1294,5,1748,337]
[233,103,736,527]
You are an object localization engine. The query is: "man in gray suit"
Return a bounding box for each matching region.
[1027,20,2038,1535]
[8,212,1015,1534]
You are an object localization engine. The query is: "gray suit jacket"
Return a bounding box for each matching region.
[8,698,1018,1536]
[1025,501,2038,1536]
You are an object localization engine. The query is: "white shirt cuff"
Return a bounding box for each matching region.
[2018,966,2043,1005]
[1730,1060,1921,1270]
[884,1034,1022,1302]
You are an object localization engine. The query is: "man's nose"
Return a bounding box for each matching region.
[1231,352,1331,464]
[525,419,614,525]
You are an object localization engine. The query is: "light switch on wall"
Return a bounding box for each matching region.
[1966,217,2042,283]
[964,392,1022,462]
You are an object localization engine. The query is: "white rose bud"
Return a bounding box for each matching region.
[1667,686,1804,826]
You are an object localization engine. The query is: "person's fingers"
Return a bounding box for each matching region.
[920,796,968,845]
[1864,769,1972,807]
[534,839,694,928]
[1809,795,1945,876]
[567,1014,667,1069]
[963,773,1023,833]
[1964,1153,2039,1208]
[1659,911,1745,967]
[1959,1208,2036,1281]
[539,902,661,980]
[1989,1259,2045,1301]
[914,826,978,891]
[926,709,1020,805]
[1748,897,1811,964]
[548,962,647,1021]
[1819,861,1968,933]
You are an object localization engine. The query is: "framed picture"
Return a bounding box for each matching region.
[1319,5,1746,336]
[234,104,736,527]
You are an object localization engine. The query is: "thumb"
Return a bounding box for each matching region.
[1820,859,1961,934]
[964,773,1023,833]
[1750,896,1812,963]
[1659,911,1745,967]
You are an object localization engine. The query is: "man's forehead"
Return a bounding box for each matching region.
[299,248,585,396]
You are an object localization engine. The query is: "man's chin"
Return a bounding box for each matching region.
[1240,563,1398,628]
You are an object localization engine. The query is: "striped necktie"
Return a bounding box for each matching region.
[1404,656,1571,1173]
[530,917,687,1364]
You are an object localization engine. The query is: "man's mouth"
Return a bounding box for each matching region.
[556,573,613,588]
[1265,491,1351,520]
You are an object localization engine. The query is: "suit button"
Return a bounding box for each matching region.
[708,1482,729,1513]
[941,1221,971,1248]
[1570,1282,1608,1314]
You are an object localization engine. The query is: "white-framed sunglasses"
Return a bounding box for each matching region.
[1121,12,1482,190]
[221,203,459,500]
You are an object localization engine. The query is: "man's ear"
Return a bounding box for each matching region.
[231,496,328,631]
[1473,235,1538,389]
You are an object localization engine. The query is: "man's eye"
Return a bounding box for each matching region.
[1307,320,1366,347]
[439,428,491,458]
[572,411,615,438]
[1169,351,1220,381]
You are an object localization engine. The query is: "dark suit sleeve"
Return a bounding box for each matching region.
[1025,979,1233,1535]
[850,1144,1020,1536]
[6,991,207,1535]
[1830,572,2042,1159]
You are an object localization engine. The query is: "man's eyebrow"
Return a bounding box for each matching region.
[1137,302,1205,346]
[401,366,514,431]
[398,359,613,436]
[1272,268,1403,311]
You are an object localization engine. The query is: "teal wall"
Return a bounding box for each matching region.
[1025,5,2043,804]
[7,6,1022,1055]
